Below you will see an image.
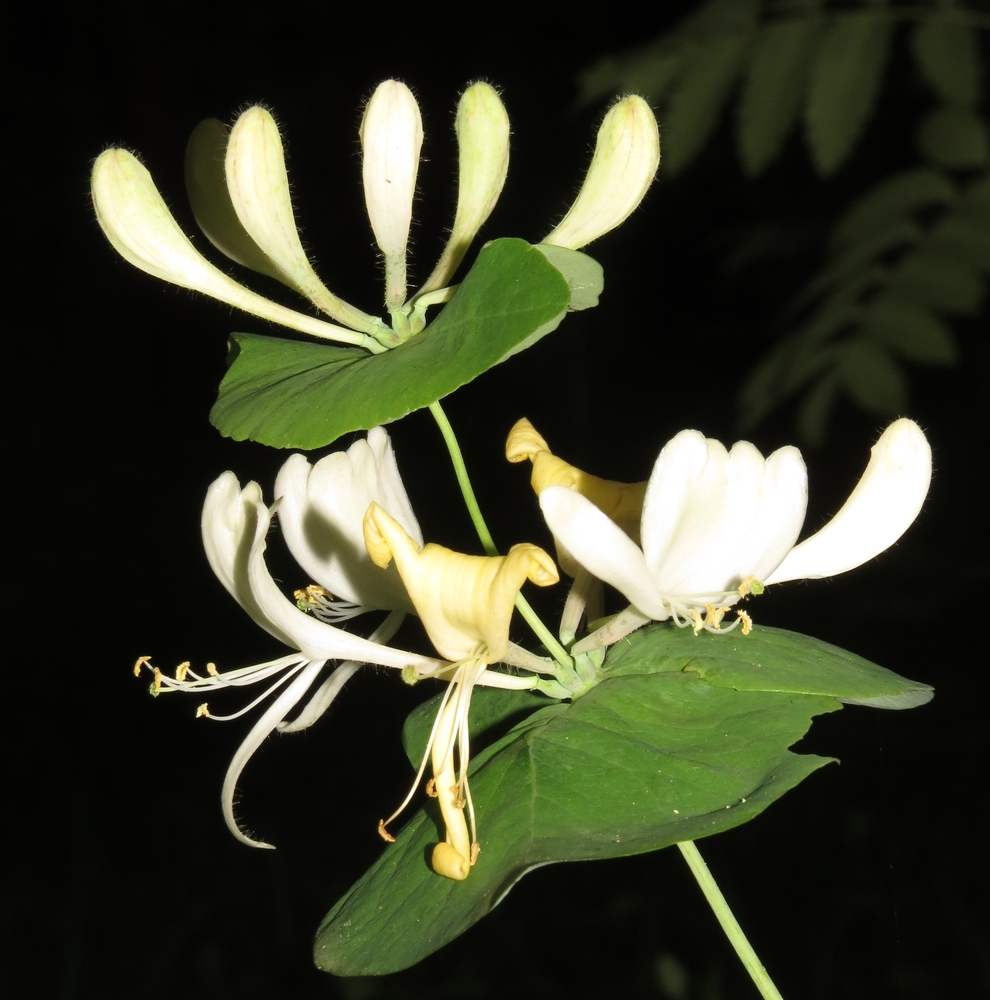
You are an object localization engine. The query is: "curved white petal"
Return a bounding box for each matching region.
[765,419,931,584]
[221,659,322,848]
[540,486,669,619]
[275,429,420,612]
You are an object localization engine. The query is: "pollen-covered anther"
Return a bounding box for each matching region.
[196,703,210,718]
[175,661,191,681]
[451,786,467,810]
[737,610,753,635]
[152,667,163,694]
[425,778,437,798]
[207,662,219,677]
[470,843,481,865]
[294,584,332,607]
[377,819,396,843]
[133,655,152,677]
[688,609,705,635]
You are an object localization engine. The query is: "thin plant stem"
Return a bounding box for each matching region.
[428,400,573,670]
[677,840,785,1000]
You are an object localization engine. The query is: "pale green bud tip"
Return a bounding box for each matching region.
[543,95,660,251]
[360,80,424,261]
[91,148,210,286]
[454,82,510,229]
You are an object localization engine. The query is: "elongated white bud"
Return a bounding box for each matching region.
[91,149,378,348]
[543,95,660,250]
[361,81,423,308]
[226,107,383,335]
[419,82,510,295]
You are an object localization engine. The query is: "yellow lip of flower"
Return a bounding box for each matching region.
[506,417,647,575]
[363,502,558,879]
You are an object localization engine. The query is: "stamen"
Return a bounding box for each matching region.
[175,661,191,681]
[207,662,219,677]
[196,703,210,718]
[470,843,481,865]
[425,779,437,798]
[152,667,163,694]
[737,610,753,635]
[688,609,704,635]
[377,819,396,843]
[133,655,151,677]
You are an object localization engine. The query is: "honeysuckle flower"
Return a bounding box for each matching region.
[275,427,423,616]
[363,502,559,879]
[543,95,660,251]
[361,81,424,311]
[539,419,931,650]
[136,464,446,849]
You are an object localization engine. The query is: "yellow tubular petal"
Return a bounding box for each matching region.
[226,108,384,335]
[363,504,558,664]
[506,418,647,542]
[430,696,472,881]
[543,96,660,250]
[418,82,511,296]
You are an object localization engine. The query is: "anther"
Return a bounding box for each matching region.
[152,667,163,694]
[133,655,151,677]
[207,662,218,676]
[175,661,191,681]
[377,819,396,843]
[425,778,438,798]
[196,703,210,718]
[737,610,753,635]
[470,843,481,865]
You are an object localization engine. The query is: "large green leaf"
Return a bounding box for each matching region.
[911,21,982,109]
[315,625,931,975]
[209,239,585,449]
[806,12,893,176]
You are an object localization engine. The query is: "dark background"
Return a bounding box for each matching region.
[10,2,987,997]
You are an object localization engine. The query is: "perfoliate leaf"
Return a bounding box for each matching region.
[910,21,982,109]
[831,168,958,250]
[208,239,574,449]
[184,118,284,282]
[664,31,754,175]
[737,16,822,176]
[916,107,990,170]
[838,339,908,415]
[534,244,603,311]
[862,295,959,365]
[805,12,894,176]
[315,625,930,975]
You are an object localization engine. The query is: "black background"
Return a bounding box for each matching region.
[10,2,987,997]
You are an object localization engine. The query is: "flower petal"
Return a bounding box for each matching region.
[275,428,421,611]
[765,419,931,584]
[540,486,669,619]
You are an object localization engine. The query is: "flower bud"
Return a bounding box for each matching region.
[360,81,423,307]
[543,95,660,250]
[419,82,510,295]
[226,107,381,334]
[91,148,375,347]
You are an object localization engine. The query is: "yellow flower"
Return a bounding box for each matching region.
[363,502,558,879]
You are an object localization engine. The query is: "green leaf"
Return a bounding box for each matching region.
[664,31,754,175]
[916,107,990,170]
[315,625,930,975]
[911,21,981,109]
[805,12,894,176]
[931,212,990,274]
[831,168,958,250]
[737,16,822,176]
[533,244,603,311]
[838,339,908,415]
[577,44,687,107]
[209,239,573,449]
[862,294,959,365]
[889,248,985,316]
[184,119,284,282]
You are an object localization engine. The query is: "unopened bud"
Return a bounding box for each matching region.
[419,82,510,295]
[361,81,423,307]
[543,95,659,250]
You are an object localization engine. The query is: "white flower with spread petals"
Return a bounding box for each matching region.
[539,419,931,648]
[136,444,445,849]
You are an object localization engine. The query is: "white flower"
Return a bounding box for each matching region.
[275,427,423,615]
[137,461,444,849]
[539,419,931,641]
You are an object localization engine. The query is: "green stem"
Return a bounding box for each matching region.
[428,400,573,670]
[677,841,784,1000]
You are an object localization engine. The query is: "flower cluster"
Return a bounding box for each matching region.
[92,83,659,352]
